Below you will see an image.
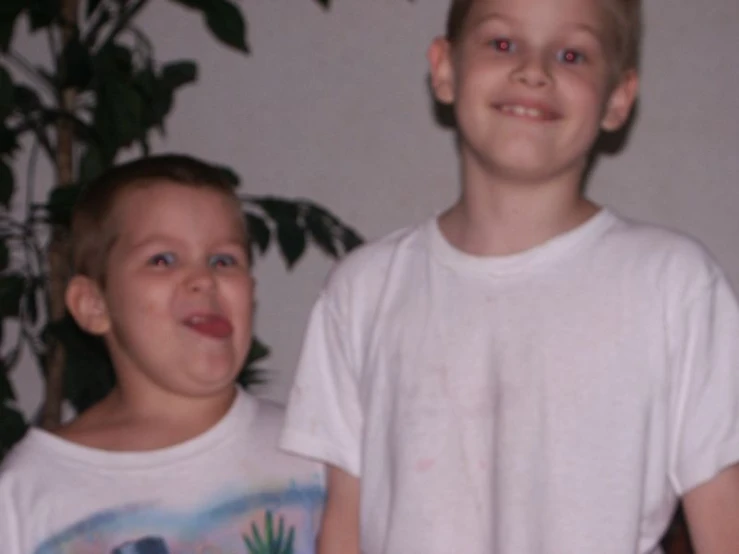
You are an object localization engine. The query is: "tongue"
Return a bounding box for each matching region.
[187,316,232,339]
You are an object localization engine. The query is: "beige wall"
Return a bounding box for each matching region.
[9,0,739,411]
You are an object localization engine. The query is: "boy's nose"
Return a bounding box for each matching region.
[511,53,552,88]
[186,267,217,293]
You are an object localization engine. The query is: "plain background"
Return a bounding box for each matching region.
[8,0,739,414]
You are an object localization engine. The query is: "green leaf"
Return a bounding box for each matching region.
[137,61,197,134]
[0,159,13,208]
[250,521,265,549]
[204,0,250,53]
[245,335,270,367]
[24,279,38,324]
[96,81,145,151]
[0,66,13,119]
[79,144,106,184]
[265,511,274,542]
[45,315,115,413]
[0,361,15,401]
[238,336,269,389]
[276,221,307,268]
[96,43,134,76]
[111,83,144,144]
[0,274,24,317]
[254,197,300,224]
[46,186,80,226]
[236,366,264,390]
[161,61,197,89]
[27,0,59,32]
[250,198,314,265]
[283,527,295,554]
[341,227,363,252]
[86,0,103,18]
[0,126,19,156]
[13,84,42,112]
[0,240,9,271]
[139,73,173,134]
[0,402,27,458]
[61,35,94,89]
[134,66,157,98]
[0,0,26,52]
[306,207,339,257]
[92,44,144,152]
[171,0,250,53]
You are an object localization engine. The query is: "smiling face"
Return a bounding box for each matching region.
[76,181,253,401]
[429,0,637,185]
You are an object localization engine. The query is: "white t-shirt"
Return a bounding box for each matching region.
[280,209,739,554]
[0,389,324,554]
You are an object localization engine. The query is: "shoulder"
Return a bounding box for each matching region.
[318,220,430,310]
[0,431,54,516]
[327,221,428,286]
[242,393,326,476]
[0,432,47,483]
[601,211,723,292]
[250,394,289,437]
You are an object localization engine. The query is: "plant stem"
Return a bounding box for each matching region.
[41,0,80,431]
[95,0,148,52]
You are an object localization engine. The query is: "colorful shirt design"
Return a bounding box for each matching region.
[0,390,324,554]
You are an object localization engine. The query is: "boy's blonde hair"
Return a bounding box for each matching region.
[445,0,642,74]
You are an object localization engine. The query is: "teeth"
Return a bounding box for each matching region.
[186,315,207,324]
[501,104,544,118]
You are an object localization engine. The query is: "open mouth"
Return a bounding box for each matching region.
[495,103,559,121]
[183,314,233,339]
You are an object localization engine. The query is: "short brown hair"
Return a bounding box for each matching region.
[70,154,245,285]
[444,0,642,74]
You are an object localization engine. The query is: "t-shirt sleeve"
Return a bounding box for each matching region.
[668,269,739,495]
[0,471,22,554]
[280,290,363,477]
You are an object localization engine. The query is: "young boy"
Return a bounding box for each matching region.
[0,155,324,554]
[280,0,739,552]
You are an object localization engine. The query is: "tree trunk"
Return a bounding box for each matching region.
[40,0,79,430]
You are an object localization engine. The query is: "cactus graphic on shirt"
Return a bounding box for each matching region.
[242,511,296,554]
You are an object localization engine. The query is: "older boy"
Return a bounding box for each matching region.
[280,0,739,553]
[0,155,324,554]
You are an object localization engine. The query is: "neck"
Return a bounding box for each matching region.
[441,160,598,256]
[111,383,236,429]
[54,384,237,451]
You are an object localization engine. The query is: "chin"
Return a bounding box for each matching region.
[180,377,238,399]
[183,360,240,388]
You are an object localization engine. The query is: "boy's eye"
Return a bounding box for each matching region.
[148,252,175,267]
[209,253,239,268]
[557,49,585,64]
[490,38,515,53]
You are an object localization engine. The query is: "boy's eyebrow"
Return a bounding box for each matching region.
[568,22,604,41]
[469,11,513,28]
[468,12,605,44]
[126,235,248,252]
[563,22,610,52]
[124,235,178,252]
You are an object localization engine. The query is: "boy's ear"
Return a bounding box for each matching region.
[601,70,639,132]
[427,37,456,105]
[65,275,111,336]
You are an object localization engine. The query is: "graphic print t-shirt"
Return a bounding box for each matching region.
[0,390,324,554]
